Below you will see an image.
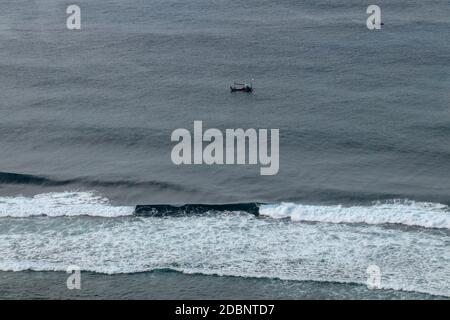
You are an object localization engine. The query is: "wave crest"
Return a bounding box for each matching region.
[0,191,134,218]
[1,191,449,230]
[260,200,450,229]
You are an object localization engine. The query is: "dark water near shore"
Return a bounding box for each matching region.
[0,270,443,300]
[0,0,449,299]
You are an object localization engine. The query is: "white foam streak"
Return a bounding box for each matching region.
[0,204,448,297]
[260,200,450,229]
[0,192,448,297]
[0,191,134,217]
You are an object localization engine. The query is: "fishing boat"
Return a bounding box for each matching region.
[230,81,253,93]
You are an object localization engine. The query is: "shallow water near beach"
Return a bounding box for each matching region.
[0,270,445,300]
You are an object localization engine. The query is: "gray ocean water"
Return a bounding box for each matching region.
[0,0,449,299]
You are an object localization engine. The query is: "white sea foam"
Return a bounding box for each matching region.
[0,191,134,217]
[0,192,448,297]
[259,200,450,229]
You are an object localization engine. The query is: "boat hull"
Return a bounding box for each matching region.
[230,86,252,93]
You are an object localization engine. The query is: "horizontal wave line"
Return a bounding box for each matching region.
[0,266,446,298]
[0,189,449,229]
[0,171,189,192]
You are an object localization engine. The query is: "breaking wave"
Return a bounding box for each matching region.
[0,191,134,218]
[0,191,449,297]
[0,191,449,230]
[259,201,450,229]
[135,203,260,216]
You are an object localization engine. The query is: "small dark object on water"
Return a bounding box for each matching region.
[230,81,253,93]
